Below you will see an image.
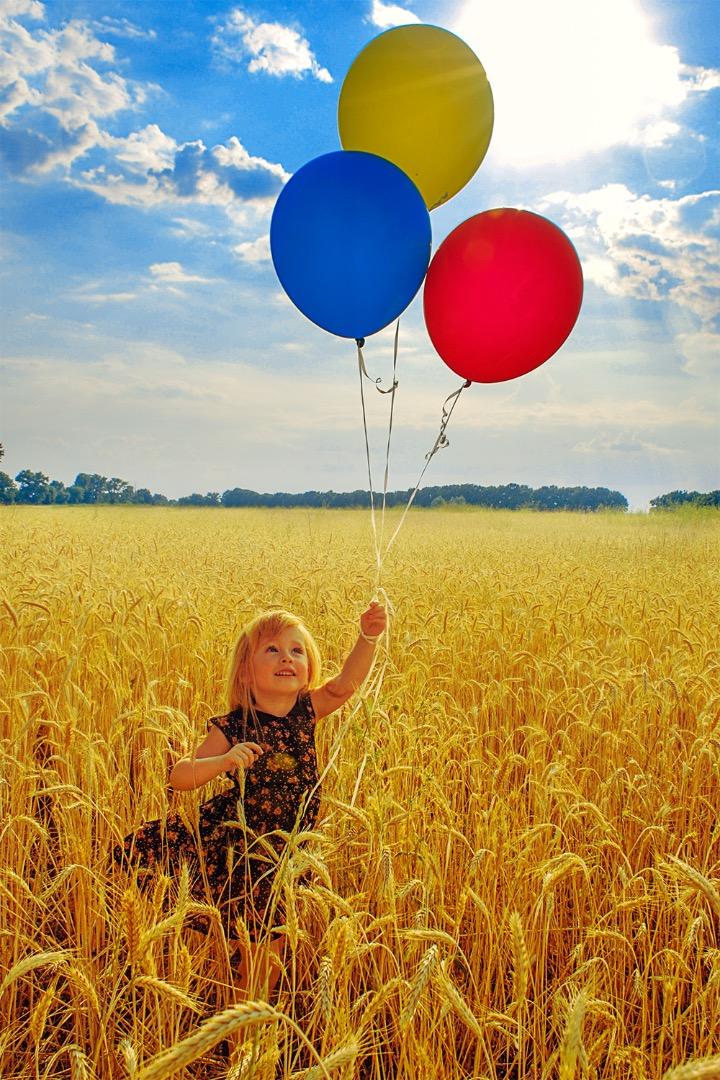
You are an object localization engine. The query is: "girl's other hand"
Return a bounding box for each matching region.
[360,600,387,640]
[223,742,264,771]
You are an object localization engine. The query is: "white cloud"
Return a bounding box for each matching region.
[0,5,292,253]
[572,433,681,456]
[541,185,720,331]
[234,235,270,264]
[90,16,157,42]
[368,1,420,29]
[149,262,213,284]
[170,217,215,239]
[112,124,177,171]
[77,291,138,303]
[213,8,332,83]
[73,133,289,215]
[452,393,716,433]
[2,1,44,18]
[676,331,720,378]
[0,10,144,131]
[453,0,720,165]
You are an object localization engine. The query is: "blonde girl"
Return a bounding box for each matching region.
[113,600,387,1001]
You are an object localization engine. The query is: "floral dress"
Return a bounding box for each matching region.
[112,691,319,942]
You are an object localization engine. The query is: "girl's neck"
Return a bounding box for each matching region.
[250,687,299,717]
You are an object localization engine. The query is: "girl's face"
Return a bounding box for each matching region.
[251,626,310,698]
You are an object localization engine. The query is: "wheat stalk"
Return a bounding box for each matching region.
[509,911,529,1008]
[317,954,332,1022]
[0,950,67,996]
[29,975,58,1045]
[559,989,588,1080]
[665,854,720,921]
[290,1037,362,1079]
[400,945,438,1030]
[134,975,205,1013]
[433,964,483,1040]
[135,1001,281,1080]
[121,886,144,967]
[663,1054,720,1079]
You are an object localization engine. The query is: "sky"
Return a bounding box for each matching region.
[0,0,718,510]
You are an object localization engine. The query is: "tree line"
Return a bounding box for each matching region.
[0,452,714,512]
[649,490,720,509]
[0,463,626,510]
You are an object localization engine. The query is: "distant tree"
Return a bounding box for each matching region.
[133,488,154,504]
[651,489,719,510]
[221,488,264,507]
[104,477,135,503]
[73,473,108,503]
[15,470,52,504]
[0,471,17,503]
[48,479,69,504]
[178,492,220,506]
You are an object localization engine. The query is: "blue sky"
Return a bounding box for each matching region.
[1,0,718,509]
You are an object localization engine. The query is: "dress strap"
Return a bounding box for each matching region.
[297,690,316,724]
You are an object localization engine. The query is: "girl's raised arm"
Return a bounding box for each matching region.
[310,601,387,720]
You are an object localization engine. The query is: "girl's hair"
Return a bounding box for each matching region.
[225,609,322,718]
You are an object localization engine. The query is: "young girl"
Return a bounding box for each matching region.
[113,600,387,999]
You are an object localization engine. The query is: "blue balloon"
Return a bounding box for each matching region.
[270,150,431,339]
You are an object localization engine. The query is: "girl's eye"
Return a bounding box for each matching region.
[267,645,278,652]
[293,647,304,655]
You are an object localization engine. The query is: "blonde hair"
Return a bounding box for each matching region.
[225,609,322,717]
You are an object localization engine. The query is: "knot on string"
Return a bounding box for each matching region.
[383,376,472,559]
[424,381,470,458]
[427,433,449,459]
[357,336,399,395]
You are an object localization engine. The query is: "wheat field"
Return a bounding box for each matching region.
[1,505,719,1080]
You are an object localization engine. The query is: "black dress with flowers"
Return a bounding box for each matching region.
[112,691,319,942]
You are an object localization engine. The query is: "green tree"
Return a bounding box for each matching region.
[73,473,108,503]
[48,479,69,504]
[106,477,135,503]
[15,470,51,504]
[0,471,17,503]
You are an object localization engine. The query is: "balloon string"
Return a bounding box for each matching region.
[356,338,382,583]
[383,378,471,560]
[356,331,400,592]
[378,319,400,560]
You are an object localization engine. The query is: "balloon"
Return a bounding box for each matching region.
[338,25,493,211]
[423,209,583,383]
[270,150,431,340]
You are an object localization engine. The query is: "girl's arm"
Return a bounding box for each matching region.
[310,601,387,720]
[169,726,263,791]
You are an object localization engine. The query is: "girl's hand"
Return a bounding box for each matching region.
[223,742,264,771]
[360,600,387,641]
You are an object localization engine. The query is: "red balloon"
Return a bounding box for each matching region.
[423,208,583,383]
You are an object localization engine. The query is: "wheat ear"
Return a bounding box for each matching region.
[135,1001,281,1080]
[559,989,588,1080]
[663,1055,720,1080]
[400,945,438,1029]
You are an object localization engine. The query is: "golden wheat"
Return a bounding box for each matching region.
[1,505,719,1077]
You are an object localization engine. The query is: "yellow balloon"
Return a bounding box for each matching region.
[338,25,494,211]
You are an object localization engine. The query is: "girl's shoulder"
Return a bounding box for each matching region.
[207,708,244,740]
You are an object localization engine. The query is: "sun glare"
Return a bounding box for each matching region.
[454,0,687,166]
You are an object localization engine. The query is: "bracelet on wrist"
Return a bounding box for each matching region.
[360,630,381,644]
